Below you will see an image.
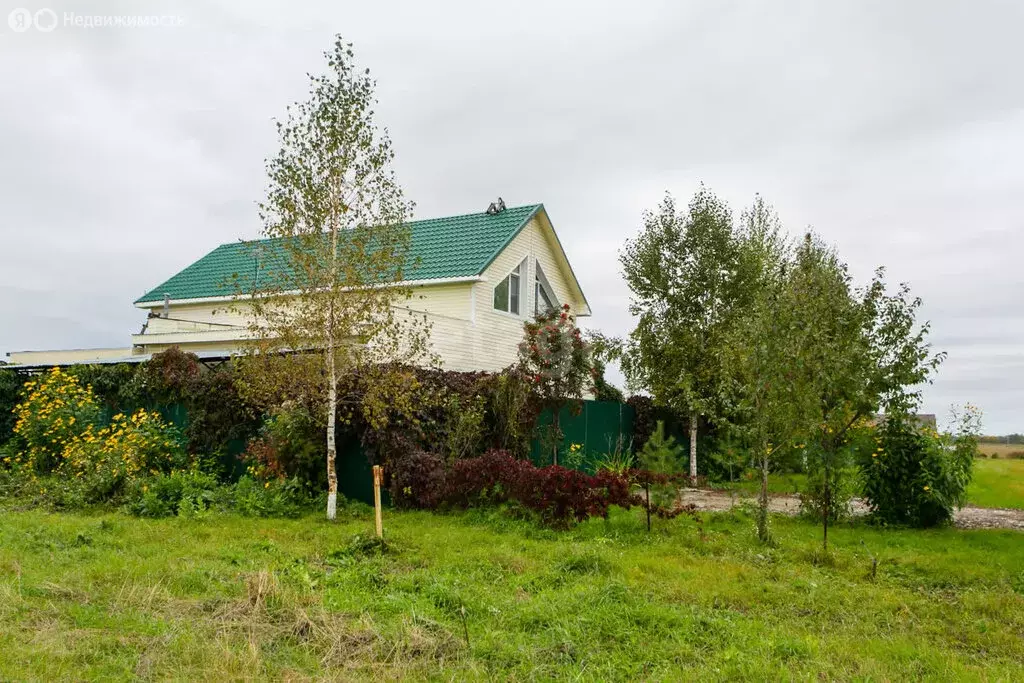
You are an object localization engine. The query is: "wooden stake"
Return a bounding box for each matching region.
[372,465,383,539]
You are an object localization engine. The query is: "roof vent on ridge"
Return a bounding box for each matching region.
[485,197,506,215]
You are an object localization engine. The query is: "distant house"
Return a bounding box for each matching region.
[7,203,591,372]
[872,414,938,430]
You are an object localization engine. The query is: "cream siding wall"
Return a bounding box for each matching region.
[394,282,476,371]
[7,347,135,365]
[138,301,249,329]
[469,216,588,372]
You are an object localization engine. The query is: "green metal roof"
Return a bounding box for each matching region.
[135,204,543,304]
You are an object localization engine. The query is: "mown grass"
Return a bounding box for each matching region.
[968,457,1024,510]
[713,472,808,495]
[1,506,1022,680]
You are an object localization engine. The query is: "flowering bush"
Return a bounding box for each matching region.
[518,305,593,465]
[61,409,189,502]
[860,407,980,527]
[10,367,101,474]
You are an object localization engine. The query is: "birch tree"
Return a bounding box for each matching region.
[620,189,743,480]
[238,37,431,520]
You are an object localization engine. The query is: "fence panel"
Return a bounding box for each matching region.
[530,400,635,473]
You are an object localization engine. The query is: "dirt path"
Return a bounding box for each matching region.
[677,488,1024,531]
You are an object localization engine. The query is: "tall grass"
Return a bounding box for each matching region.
[0,507,1021,680]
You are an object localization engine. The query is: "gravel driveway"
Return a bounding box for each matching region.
[677,488,1024,531]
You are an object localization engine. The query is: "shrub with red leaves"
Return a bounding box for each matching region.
[437,449,698,526]
[387,448,701,526]
[445,449,522,507]
[389,450,447,510]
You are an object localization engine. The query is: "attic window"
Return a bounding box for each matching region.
[534,262,558,315]
[493,258,526,314]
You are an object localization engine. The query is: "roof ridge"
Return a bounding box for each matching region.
[227,203,544,247]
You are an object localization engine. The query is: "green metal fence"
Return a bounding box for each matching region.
[127,399,637,505]
[529,400,636,473]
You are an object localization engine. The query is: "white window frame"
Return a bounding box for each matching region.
[534,260,559,315]
[493,258,527,316]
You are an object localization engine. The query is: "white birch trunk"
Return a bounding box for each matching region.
[688,412,698,481]
[325,181,340,521]
[326,302,338,520]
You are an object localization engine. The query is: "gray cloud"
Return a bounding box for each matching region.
[1,0,1021,432]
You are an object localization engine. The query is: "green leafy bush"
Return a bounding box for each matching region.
[860,408,980,527]
[233,475,310,518]
[137,348,260,457]
[241,404,323,487]
[67,363,144,414]
[442,394,486,461]
[0,367,29,447]
[124,469,225,518]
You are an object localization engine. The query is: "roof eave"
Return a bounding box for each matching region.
[133,274,485,308]
[532,207,592,317]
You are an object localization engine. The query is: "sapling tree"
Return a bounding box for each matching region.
[725,209,825,543]
[237,37,432,520]
[638,420,685,511]
[518,304,593,466]
[797,236,946,549]
[778,234,868,549]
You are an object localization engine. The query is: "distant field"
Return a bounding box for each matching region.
[968,458,1024,510]
[977,443,1024,459]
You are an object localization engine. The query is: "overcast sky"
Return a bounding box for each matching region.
[1,1,1021,433]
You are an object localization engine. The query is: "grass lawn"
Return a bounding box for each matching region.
[1,507,1022,680]
[968,457,1024,510]
[713,472,808,496]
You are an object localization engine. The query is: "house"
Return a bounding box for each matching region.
[7,202,591,372]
